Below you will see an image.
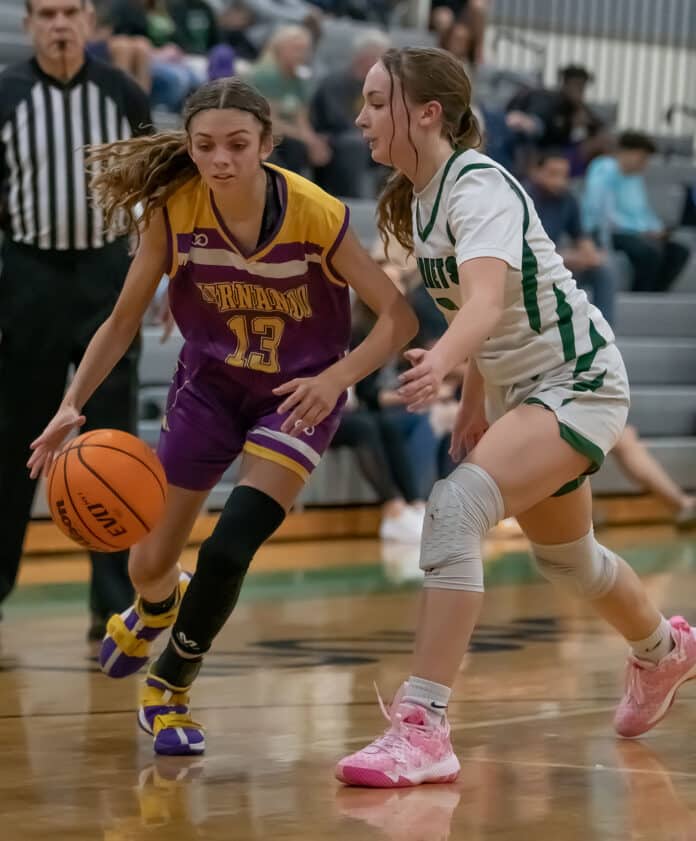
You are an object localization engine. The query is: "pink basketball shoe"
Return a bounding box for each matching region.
[614,616,696,738]
[335,685,460,788]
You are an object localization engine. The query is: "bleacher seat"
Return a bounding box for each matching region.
[313,17,435,76]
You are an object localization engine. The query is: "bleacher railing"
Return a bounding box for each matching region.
[488,0,696,142]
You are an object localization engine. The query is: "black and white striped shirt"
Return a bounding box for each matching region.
[0,55,152,251]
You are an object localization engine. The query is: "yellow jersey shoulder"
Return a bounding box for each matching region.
[165,175,212,234]
[268,164,348,249]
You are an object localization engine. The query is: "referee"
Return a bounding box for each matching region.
[0,0,153,638]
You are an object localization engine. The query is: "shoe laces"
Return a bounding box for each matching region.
[625,659,651,706]
[153,694,204,733]
[624,627,685,705]
[370,684,431,764]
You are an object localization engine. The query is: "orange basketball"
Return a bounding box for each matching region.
[46,429,167,552]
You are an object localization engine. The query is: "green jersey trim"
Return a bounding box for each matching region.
[524,397,605,473]
[416,150,466,241]
[553,284,577,362]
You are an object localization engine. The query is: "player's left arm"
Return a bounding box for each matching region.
[273,227,418,435]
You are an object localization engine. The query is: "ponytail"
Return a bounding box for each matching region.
[450,106,482,150]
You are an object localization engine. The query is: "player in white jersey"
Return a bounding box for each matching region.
[336,47,696,788]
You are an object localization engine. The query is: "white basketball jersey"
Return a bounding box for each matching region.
[412,149,615,386]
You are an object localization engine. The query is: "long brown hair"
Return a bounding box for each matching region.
[88,78,274,236]
[376,47,481,253]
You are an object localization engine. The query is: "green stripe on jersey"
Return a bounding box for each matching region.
[572,370,606,393]
[553,284,577,361]
[453,163,542,334]
[416,150,465,241]
[573,319,607,377]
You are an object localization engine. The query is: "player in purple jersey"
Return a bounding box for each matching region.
[28,77,418,755]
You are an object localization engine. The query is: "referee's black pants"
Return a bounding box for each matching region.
[0,238,139,620]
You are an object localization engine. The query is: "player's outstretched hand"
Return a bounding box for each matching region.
[449,399,489,463]
[273,374,342,438]
[27,406,86,479]
[398,348,447,412]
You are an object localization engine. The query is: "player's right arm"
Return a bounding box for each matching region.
[27,210,169,478]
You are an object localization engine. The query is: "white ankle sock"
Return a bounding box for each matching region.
[629,616,674,664]
[403,676,452,718]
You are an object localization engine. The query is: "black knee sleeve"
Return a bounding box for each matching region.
[153,486,286,687]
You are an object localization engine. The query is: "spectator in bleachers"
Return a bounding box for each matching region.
[525,153,695,525]
[217,0,261,62]
[363,240,451,502]
[322,1,395,25]
[352,304,439,515]
[506,64,608,176]
[165,0,219,56]
[247,24,331,174]
[310,30,389,197]
[583,131,691,293]
[87,0,152,92]
[242,0,324,53]
[330,393,425,543]
[527,150,617,325]
[109,0,204,111]
[610,427,696,527]
[244,0,322,25]
[430,1,487,65]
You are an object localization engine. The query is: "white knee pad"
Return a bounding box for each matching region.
[420,463,504,591]
[531,529,618,600]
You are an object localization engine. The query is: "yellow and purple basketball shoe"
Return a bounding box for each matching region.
[335,685,460,787]
[138,670,205,756]
[99,571,191,678]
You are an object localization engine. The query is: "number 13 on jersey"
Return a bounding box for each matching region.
[225,315,285,374]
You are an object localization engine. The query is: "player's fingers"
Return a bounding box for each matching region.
[42,451,57,479]
[273,379,303,396]
[403,347,427,366]
[288,397,325,436]
[449,440,463,462]
[406,392,436,413]
[28,450,47,480]
[398,363,428,385]
[281,396,316,435]
[28,437,42,453]
[276,384,307,415]
[399,377,434,401]
[301,405,324,429]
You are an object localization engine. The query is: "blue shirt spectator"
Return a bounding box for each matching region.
[527,150,617,324]
[582,155,661,236]
[582,131,690,292]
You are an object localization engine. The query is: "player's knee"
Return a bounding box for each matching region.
[420,463,504,591]
[197,485,286,581]
[531,530,618,600]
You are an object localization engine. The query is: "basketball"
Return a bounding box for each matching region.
[46,429,167,552]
